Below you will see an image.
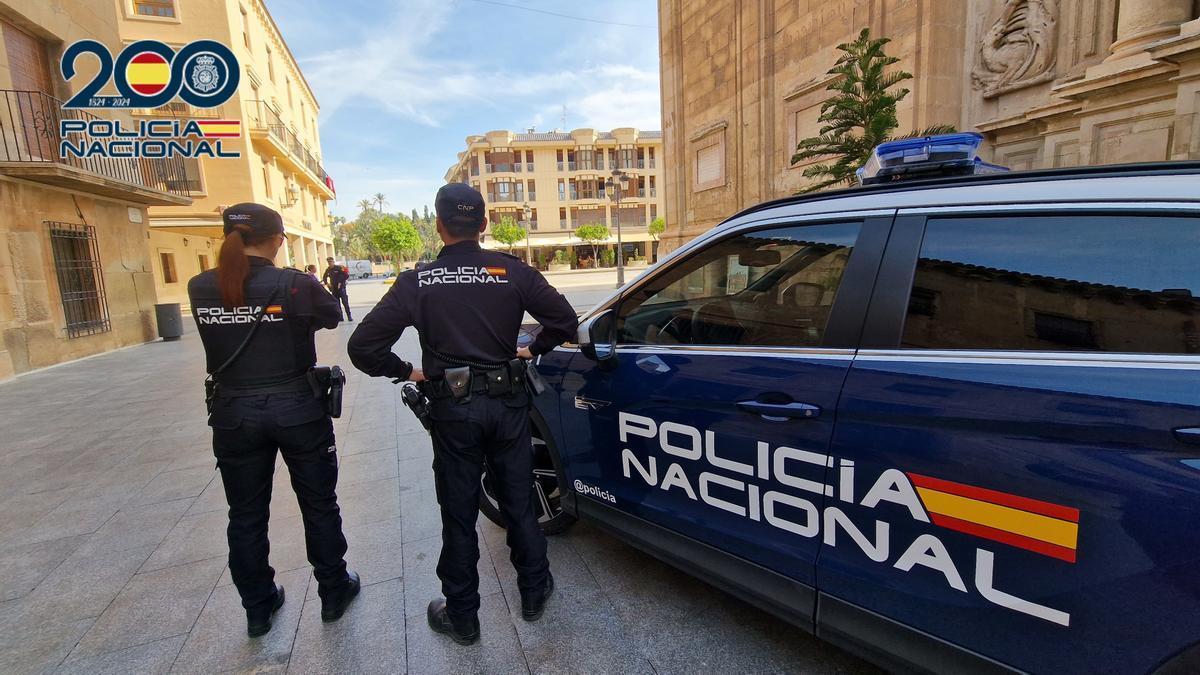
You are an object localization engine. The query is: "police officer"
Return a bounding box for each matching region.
[347,184,577,645]
[188,203,360,638]
[321,257,353,321]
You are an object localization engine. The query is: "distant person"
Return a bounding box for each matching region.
[347,183,577,645]
[321,257,353,321]
[187,203,360,638]
[305,264,318,280]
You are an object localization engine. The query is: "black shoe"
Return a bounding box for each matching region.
[247,585,285,638]
[321,571,361,622]
[521,573,554,622]
[427,598,480,645]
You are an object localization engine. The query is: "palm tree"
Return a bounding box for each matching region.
[356,198,374,214]
[373,192,387,213]
[792,28,956,193]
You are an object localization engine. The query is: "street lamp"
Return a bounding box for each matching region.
[606,168,630,287]
[521,202,532,268]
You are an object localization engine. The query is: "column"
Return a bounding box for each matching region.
[1109,0,1193,58]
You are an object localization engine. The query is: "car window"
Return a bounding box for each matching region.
[617,222,861,347]
[901,215,1200,353]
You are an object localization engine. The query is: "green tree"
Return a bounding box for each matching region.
[648,217,665,241]
[575,223,610,263]
[370,215,422,268]
[490,215,527,255]
[791,28,956,193]
[373,192,388,212]
[410,208,419,225]
[356,198,374,215]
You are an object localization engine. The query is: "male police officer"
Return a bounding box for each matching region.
[189,203,360,637]
[321,257,353,321]
[347,184,577,645]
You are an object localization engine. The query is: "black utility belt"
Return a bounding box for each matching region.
[424,361,526,402]
[205,366,346,418]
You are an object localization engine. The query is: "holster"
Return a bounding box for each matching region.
[401,382,433,431]
[521,359,547,396]
[306,365,347,418]
[204,378,218,414]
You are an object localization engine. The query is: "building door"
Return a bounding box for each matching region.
[2,19,55,160]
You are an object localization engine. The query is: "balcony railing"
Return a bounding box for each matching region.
[248,100,329,187]
[0,89,189,197]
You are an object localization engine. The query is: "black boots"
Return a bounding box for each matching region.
[427,598,481,645]
[247,584,285,637]
[321,571,362,622]
[521,573,554,622]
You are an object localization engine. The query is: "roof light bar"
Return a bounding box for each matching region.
[857,132,1008,185]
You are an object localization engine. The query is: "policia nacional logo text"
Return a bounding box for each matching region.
[418,266,508,287]
[196,305,283,325]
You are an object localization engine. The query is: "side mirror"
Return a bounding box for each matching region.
[578,309,617,368]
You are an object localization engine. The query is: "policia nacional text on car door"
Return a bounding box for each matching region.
[551,216,891,625]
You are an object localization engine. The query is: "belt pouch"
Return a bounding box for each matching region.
[485,364,513,397]
[445,366,473,402]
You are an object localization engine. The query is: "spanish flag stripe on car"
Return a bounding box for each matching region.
[908,472,1079,562]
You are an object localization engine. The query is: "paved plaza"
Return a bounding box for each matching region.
[0,284,874,674]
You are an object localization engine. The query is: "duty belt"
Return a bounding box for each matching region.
[423,363,526,401]
[213,374,311,398]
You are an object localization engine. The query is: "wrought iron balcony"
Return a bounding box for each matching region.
[0,89,191,205]
[247,100,332,194]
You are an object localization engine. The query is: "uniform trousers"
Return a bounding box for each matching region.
[209,391,351,611]
[428,391,550,621]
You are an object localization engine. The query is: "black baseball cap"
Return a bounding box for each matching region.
[435,183,485,228]
[222,203,284,237]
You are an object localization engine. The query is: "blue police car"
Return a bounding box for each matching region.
[486,134,1200,673]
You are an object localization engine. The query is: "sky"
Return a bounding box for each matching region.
[267,0,663,220]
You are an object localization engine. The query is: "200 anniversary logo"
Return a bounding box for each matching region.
[58,39,242,160]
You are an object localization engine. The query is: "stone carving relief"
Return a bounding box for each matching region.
[972,0,1059,98]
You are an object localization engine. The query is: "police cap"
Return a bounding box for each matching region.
[435,183,485,228]
[223,203,285,237]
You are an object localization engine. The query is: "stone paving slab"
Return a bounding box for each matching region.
[0,300,877,674]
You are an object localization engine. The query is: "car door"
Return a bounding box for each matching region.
[554,214,891,623]
[818,208,1200,673]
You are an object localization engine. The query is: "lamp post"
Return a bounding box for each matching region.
[521,202,532,268]
[607,168,630,287]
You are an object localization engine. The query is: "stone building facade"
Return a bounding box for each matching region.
[0,0,191,381]
[657,0,1200,250]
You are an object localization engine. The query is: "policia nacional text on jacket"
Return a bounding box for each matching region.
[347,183,577,645]
[188,203,360,638]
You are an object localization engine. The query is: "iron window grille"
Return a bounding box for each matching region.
[47,222,111,338]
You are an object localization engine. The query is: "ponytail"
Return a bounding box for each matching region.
[217,230,250,308]
[217,224,278,307]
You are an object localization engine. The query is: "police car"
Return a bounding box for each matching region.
[485,134,1200,673]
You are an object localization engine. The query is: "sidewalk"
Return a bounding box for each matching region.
[0,303,872,674]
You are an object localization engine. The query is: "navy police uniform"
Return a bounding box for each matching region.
[322,262,353,321]
[188,203,357,631]
[347,184,577,636]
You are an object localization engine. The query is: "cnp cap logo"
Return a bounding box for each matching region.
[61,39,239,110]
[457,204,475,212]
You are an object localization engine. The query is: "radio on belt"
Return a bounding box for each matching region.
[856,131,1008,185]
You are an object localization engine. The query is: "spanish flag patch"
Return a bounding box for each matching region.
[485,267,507,276]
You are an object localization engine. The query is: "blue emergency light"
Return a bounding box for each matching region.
[856,132,1008,185]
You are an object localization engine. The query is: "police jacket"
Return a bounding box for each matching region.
[322,265,349,291]
[347,240,577,380]
[189,257,341,387]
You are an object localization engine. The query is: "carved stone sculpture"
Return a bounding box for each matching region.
[972,0,1059,98]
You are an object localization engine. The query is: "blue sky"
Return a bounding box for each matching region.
[267,0,662,219]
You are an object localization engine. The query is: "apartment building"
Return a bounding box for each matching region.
[0,0,192,380]
[118,0,336,305]
[444,128,664,269]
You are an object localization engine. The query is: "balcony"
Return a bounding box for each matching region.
[0,90,191,206]
[247,100,334,199]
[485,162,517,174]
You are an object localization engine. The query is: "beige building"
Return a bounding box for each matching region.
[444,128,665,269]
[657,0,1200,250]
[0,0,191,380]
[118,0,337,306]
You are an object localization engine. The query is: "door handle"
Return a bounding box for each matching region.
[736,400,821,421]
[1175,427,1200,446]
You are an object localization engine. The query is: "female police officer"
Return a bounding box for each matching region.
[188,203,360,637]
